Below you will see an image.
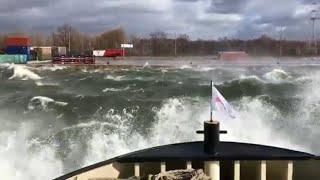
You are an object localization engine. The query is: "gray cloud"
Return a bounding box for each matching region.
[0,0,317,40]
[0,0,52,12]
[208,0,247,14]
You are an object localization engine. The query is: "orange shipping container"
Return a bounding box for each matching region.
[218,51,249,61]
[5,37,31,46]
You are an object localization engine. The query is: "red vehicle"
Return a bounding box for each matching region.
[103,49,124,58]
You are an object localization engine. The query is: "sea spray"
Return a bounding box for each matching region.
[263,68,292,83]
[0,121,63,180]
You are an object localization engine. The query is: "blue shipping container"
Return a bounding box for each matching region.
[5,46,30,60]
[6,46,30,54]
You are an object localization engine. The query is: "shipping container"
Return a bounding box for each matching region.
[6,46,30,55]
[31,46,66,60]
[104,49,124,57]
[33,47,52,61]
[58,47,67,55]
[5,46,30,60]
[0,54,28,64]
[52,46,67,56]
[5,37,31,46]
[218,51,249,61]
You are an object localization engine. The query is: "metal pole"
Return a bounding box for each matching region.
[313,19,315,46]
[68,27,71,54]
[174,33,177,57]
[313,19,316,55]
[279,26,283,57]
[210,80,213,121]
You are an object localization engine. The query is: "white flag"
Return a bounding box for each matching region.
[211,83,236,120]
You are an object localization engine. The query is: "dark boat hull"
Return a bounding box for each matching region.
[54,141,320,180]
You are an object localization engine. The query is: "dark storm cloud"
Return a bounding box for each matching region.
[208,0,247,14]
[254,16,301,26]
[0,0,316,40]
[0,0,53,12]
[174,0,198,2]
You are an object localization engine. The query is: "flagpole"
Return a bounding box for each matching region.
[210,80,213,122]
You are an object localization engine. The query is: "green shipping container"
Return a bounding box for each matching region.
[0,54,27,64]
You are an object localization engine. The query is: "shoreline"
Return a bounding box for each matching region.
[23,56,320,69]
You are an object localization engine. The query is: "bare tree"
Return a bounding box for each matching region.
[30,32,45,46]
[95,28,126,49]
[51,24,73,53]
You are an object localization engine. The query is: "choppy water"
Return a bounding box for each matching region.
[1,59,320,180]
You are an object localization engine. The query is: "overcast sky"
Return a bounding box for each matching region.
[0,0,318,40]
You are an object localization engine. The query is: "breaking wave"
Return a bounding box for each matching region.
[0,121,63,180]
[28,96,68,111]
[263,68,292,83]
[143,62,150,68]
[104,75,125,81]
[8,64,42,81]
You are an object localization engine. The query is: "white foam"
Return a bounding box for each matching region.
[8,65,42,81]
[295,72,320,147]
[40,65,68,72]
[142,62,150,68]
[62,121,112,131]
[104,75,124,81]
[81,68,102,73]
[0,63,12,68]
[263,69,291,83]
[161,69,168,73]
[180,64,192,69]
[196,67,216,72]
[102,86,130,92]
[82,96,307,168]
[239,75,263,82]
[79,108,148,164]
[150,98,204,144]
[223,97,307,151]
[28,96,68,111]
[0,122,63,180]
[231,75,265,85]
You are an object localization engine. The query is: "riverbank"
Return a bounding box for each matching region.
[25,56,320,69]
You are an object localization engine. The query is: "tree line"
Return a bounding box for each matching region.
[0,24,317,57]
